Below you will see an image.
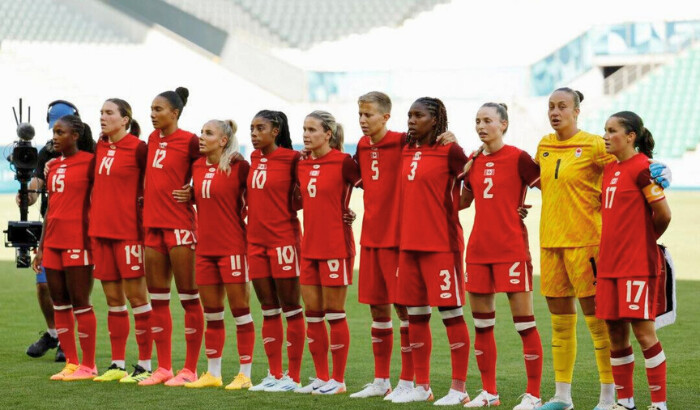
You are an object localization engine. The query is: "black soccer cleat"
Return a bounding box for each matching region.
[26,331,58,358]
[55,344,66,362]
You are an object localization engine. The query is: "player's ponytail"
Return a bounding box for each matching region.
[215,119,240,175]
[60,114,95,153]
[611,111,655,158]
[307,110,344,152]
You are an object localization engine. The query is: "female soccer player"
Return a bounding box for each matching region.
[33,115,97,381]
[90,99,153,383]
[246,110,306,392]
[394,97,471,405]
[138,87,204,386]
[460,103,543,409]
[597,112,671,410]
[537,89,669,410]
[176,119,254,390]
[294,111,361,395]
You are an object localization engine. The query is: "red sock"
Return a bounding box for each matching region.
[74,306,97,369]
[132,303,153,361]
[262,305,283,378]
[473,311,496,393]
[442,309,469,390]
[327,310,350,383]
[284,305,305,383]
[203,307,225,361]
[107,306,129,362]
[305,310,329,381]
[643,342,667,403]
[233,308,255,365]
[53,305,79,365]
[371,317,393,379]
[611,345,635,400]
[408,308,432,387]
[149,288,172,370]
[399,320,414,382]
[515,315,543,398]
[180,291,204,373]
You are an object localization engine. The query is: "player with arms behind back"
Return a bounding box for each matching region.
[139,87,204,387]
[179,120,254,390]
[394,97,471,405]
[460,103,543,409]
[597,112,671,410]
[294,111,361,395]
[247,110,306,392]
[33,115,97,381]
[90,99,154,383]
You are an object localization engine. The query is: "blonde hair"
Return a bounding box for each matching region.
[307,110,344,152]
[358,91,392,114]
[209,119,239,175]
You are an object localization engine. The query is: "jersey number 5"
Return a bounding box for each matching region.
[371,159,379,180]
[152,149,166,169]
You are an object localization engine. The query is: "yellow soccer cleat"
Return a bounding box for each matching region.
[50,363,79,381]
[120,365,151,384]
[225,373,252,390]
[94,363,128,382]
[185,371,223,388]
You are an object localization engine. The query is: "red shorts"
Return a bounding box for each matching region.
[144,228,196,254]
[196,254,249,286]
[92,238,145,281]
[43,247,92,271]
[358,247,399,305]
[396,250,464,307]
[248,242,301,280]
[300,257,353,287]
[466,261,533,294]
[596,275,662,321]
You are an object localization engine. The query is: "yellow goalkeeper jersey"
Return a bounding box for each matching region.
[535,130,616,248]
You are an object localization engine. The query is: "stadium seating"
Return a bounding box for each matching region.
[0,0,129,43]
[162,0,449,49]
[582,45,700,158]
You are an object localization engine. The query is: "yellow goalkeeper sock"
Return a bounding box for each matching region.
[551,313,577,384]
[584,315,614,384]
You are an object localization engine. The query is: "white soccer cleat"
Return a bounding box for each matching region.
[350,379,391,398]
[249,370,279,392]
[393,386,434,403]
[265,374,300,392]
[434,388,470,406]
[314,378,346,395]
[513,393,542,410]
[464,390,501,407]
[294,377,327,394]
[385,381,414,401]
[609,404,636,410]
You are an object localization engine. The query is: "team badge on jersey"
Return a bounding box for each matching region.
[575,147,583,157]
[159,142,167,148]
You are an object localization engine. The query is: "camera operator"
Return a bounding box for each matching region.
[20,101,80,362]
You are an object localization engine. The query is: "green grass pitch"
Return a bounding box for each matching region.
[1,262,698,409]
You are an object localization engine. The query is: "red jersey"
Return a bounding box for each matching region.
[89,134,147,240]
[297,149,361,259]
[466,145,540,263]
[354,131,405,248]
[399,143,467,252]
[192,157,249,256]
[44,151,95,249]
[143,129,199,230]
[247,147,302,246]
[599,153,664,278]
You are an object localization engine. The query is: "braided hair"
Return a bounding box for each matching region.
[409,97,448,146]
[58,114,95,153]
[254,110,292,149]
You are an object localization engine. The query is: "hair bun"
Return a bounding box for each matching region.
[225,119,237,135]
[498,103,508,112]
[175,87,189,106]
[575,90,584,103]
